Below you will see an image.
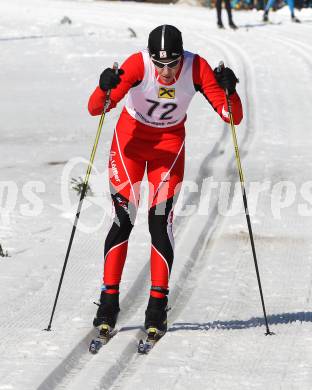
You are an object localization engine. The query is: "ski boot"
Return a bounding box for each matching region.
[217,21,225,29]
[291,15,301,23]
[138,296,168,354]
[263,11,269,22]
[90,291,120,353]
[145,296,168,333]
[229,21,238,30]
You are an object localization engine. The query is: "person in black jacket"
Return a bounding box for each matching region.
[216,0,238,29]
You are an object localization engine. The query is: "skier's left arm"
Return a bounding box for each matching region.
[193,55,243,125]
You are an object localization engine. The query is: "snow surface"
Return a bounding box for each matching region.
[0,0,312,389]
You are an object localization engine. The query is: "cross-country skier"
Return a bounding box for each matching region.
[88,25,243,340]
[263,0,301,22]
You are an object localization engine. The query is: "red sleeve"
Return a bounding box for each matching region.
[193,55,243,125]
[88,52,144,116]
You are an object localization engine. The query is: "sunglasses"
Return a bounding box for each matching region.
[152,57,181,69]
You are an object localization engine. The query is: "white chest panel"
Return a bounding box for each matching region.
[125,50,196,128]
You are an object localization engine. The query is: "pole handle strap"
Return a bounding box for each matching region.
[151,286,169,295]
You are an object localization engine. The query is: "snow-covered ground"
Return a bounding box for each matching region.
[0,0,312,389]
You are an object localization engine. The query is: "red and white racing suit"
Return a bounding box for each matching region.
[88,50,243,299]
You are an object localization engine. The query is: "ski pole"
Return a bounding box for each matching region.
[45,62,119,331]
[217,61,274,335]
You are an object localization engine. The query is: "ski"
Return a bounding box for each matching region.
[138,327,165,354]
[89,324,118,354]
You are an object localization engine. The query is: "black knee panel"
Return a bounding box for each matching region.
[148,197,174,268]
[104,193,136,256]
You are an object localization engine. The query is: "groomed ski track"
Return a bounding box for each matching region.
[37,26,258,390]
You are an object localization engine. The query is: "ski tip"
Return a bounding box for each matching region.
[89,339,102,354]
[138,339,146,354]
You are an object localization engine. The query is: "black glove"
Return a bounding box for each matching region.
[99,68,124,91]
[214,66,238,95]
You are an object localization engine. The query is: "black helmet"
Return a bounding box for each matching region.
[148,25,183,61]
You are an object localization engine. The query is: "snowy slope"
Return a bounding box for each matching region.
[0,0,312,389]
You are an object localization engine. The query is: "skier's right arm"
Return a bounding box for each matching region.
[88,52,144,116]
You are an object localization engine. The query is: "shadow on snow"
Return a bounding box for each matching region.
[169,311,312,332]
[118,311,312,333]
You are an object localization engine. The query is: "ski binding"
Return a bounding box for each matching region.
[89,324,117,354]
[138,327,165,354]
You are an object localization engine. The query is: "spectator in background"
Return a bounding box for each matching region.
[263,0,301,22]
[216,0,238,29]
